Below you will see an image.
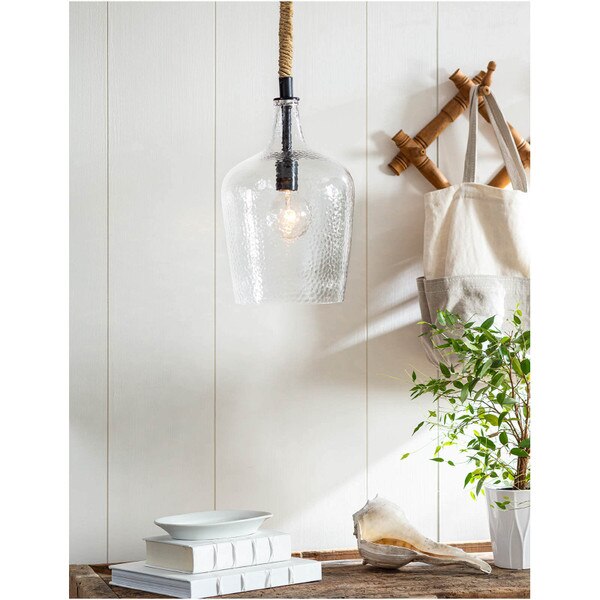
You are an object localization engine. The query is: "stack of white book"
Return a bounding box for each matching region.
[110,530,321,598]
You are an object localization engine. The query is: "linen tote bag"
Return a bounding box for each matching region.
[417,85,530,365]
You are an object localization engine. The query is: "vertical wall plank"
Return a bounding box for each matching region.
[366,2,439,540]
[108,2,216,561]
[69,1,108,564]
[437,1,530,542]
[215,1,367,551]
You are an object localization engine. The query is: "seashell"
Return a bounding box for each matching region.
[353,496,491,574]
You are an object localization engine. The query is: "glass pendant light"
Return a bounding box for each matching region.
[221,1,355,304]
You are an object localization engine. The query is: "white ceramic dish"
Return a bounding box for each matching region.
[154,510,273,541]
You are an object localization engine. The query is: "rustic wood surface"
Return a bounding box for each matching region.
[293,542,492,560]
[70,549,529,599]
[69,564,120,599]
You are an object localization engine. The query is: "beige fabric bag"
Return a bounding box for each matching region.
[417,85,530,364]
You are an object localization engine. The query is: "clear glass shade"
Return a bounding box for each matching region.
[221,99,355,304]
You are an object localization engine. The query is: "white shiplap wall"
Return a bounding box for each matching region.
[70,1,530,563]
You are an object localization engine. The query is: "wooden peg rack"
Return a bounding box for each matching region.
[389,61,530,189]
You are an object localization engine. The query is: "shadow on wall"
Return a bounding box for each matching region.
[307,138,434,374]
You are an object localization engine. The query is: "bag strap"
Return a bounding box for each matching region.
[463,85,528,192]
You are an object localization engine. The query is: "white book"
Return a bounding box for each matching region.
[110,557,321,599]
[144,530,291,573]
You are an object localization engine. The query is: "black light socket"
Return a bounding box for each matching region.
[278,76,294,99]
[276,157,298,191]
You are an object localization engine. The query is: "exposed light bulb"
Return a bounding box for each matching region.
[268,189,311,240]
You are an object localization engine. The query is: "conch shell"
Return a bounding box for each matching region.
[353,496,491,574]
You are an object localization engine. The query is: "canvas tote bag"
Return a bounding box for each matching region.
[417,85,530,365]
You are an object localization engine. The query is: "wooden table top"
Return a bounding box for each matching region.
[70,554,530,599]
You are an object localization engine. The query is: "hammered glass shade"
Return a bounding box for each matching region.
[221,100,354,304]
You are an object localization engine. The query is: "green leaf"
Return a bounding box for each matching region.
[412,421,425,435]
[490,372,504,388]
[447,460,455,466]
[476,478,485,496]
[511,356,524,376]
[411,371,417,382]
[439,362,451,378]
[430,457,444,462]
[464,339,479,352]
[519,438,530,448]
[499,431,509,445]
[479,359,493,377]
[481,316,495,329]
[401,453,410,460]
[477,436,496,450]
[483,414,498,426]
[464,473,472,487]
[510,447,529,457]
[460,385,469,402]
[521,358,530,375]
[497,411,508,427]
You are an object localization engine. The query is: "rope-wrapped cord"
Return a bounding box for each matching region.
[278,2,293,77]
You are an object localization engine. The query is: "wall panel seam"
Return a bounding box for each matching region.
[435,0,440,544]
[213,0,218,512]
[105,0,110,564]
[364,0,369,502]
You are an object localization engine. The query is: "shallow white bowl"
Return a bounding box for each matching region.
[154,510,273,541]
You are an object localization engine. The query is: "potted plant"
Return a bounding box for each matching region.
[406,308,530,569]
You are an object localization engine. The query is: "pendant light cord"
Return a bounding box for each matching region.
[278,2,293,78]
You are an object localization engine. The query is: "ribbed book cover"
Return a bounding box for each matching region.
[144,530,291,573]
[110,557,322,599]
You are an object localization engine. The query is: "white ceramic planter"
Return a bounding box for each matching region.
[486,487,530,569]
